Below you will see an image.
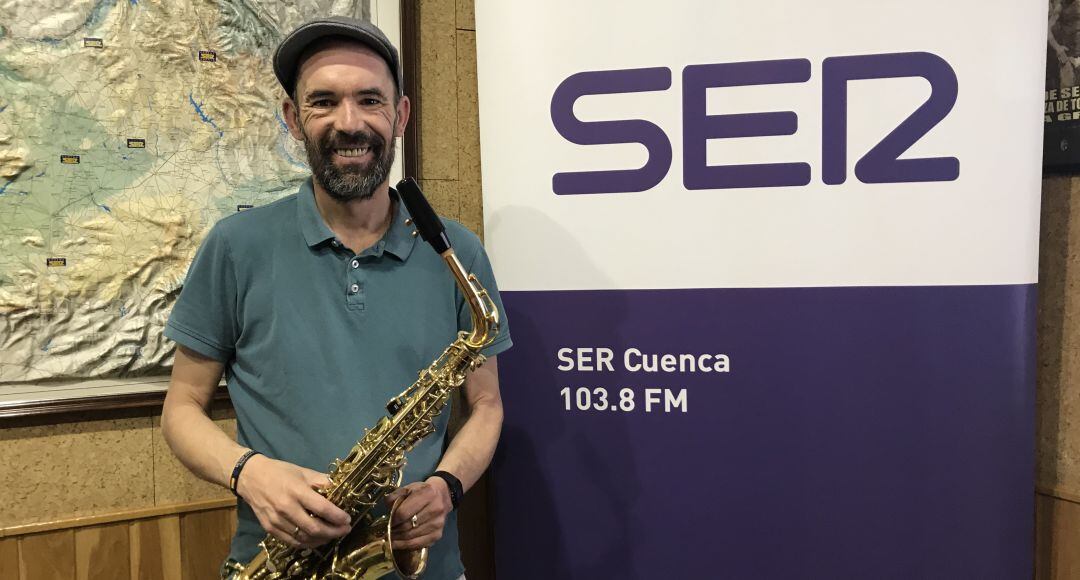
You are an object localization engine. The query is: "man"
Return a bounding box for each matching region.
[161,16,511,580]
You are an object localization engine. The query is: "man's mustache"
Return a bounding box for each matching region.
[320,131,385,151]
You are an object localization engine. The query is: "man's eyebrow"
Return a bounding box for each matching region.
[303,89,337,101]
[356,87,388,99]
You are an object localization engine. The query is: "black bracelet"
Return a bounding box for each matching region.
[429,470,463,510]
[229,450,261,497]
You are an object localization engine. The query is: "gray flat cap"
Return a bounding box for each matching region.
[273,16,402,96]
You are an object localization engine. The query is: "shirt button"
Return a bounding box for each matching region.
[331,240,340,248]
[349,283,360,294]
[350,259,360,269]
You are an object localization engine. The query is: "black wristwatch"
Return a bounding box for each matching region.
[429,470,463,510]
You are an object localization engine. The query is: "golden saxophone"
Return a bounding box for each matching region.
[231,178,499,579]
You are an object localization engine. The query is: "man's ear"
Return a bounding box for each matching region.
[394,95,411,139]
[281,97,305,141]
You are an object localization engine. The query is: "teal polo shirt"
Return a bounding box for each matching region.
[164,178,512,579]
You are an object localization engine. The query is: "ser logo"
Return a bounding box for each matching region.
[551,52,959,195]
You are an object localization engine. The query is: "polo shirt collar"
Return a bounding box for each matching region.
[297,178,417,261]
[298,178,335,247]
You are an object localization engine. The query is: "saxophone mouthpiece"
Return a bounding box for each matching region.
[397,178,452,254]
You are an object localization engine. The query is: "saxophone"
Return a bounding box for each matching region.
[231,178,500,579]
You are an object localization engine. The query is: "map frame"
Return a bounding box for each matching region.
[0,0,421,419]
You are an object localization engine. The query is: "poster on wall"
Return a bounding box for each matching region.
[477,0,1046,577]
[1046,0,1080,171]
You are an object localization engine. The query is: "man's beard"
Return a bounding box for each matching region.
[301,121,396,202]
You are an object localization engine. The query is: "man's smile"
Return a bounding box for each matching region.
[333,146,372,161]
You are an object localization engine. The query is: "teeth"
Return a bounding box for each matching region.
[335,148,368,158]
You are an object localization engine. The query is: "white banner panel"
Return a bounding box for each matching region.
[478,0,1046,290]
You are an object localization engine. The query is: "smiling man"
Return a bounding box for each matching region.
[160,16,512,580]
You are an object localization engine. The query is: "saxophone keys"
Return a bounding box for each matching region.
[386,397,403,415]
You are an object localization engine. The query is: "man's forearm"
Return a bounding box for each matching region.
[433,399,503,493]
[162,396,248,489]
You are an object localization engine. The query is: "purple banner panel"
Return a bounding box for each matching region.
[493,284,1035,579]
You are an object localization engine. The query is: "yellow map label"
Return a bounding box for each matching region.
[198,50,217,62]
[83,38,104,48]
[127,138,146,148]
[60,155,80,164]
[46,258,67,267]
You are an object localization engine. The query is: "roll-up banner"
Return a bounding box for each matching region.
[476,1,1046,577]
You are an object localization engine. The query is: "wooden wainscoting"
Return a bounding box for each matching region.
[1036,488,1080,580]
[0,499,235,580]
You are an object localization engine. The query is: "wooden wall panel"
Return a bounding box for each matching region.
[1038,176,1080,499]
[75,523,130,580]
[179,509,233,580]
[1,504,232,580]
[1036,493,1080,580]
[0,538,18,580]
[18,530,75,580]
[131,515,182,580]
[417,0,495,577]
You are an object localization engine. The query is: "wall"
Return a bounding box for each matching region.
[415,2,497,579]
[417,0,484,238]
[1036,176,1080,579]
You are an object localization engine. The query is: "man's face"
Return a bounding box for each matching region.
[284,41,410,202]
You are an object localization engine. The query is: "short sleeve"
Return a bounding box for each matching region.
[164,224,240,362]
[457,243,513,358]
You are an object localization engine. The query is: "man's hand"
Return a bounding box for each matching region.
[236,454,353,549]
[384,478,454,550]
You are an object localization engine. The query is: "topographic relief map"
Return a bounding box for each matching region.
[0,0,370,384]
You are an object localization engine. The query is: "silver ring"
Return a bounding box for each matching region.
[410,514,419,529]
[292,525,302,537]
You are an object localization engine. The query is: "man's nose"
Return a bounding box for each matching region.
[334,100,365,134]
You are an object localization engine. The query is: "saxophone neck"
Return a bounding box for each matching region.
[441,249,499,350]
[396,177,499,351]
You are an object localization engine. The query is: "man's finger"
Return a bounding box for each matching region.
[298,488,352,527]
[302,469,334,490]
[391,512,427,533]
[392,518,443,542]
[392,501,443,530]
[390,490,434,525]
[392,531,443,551]
[270,528,302,549]
[385,482,421,504]
[285,504,349,542]
[392,507,446,535]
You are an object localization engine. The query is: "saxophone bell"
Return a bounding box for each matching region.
[384,495,428,579]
